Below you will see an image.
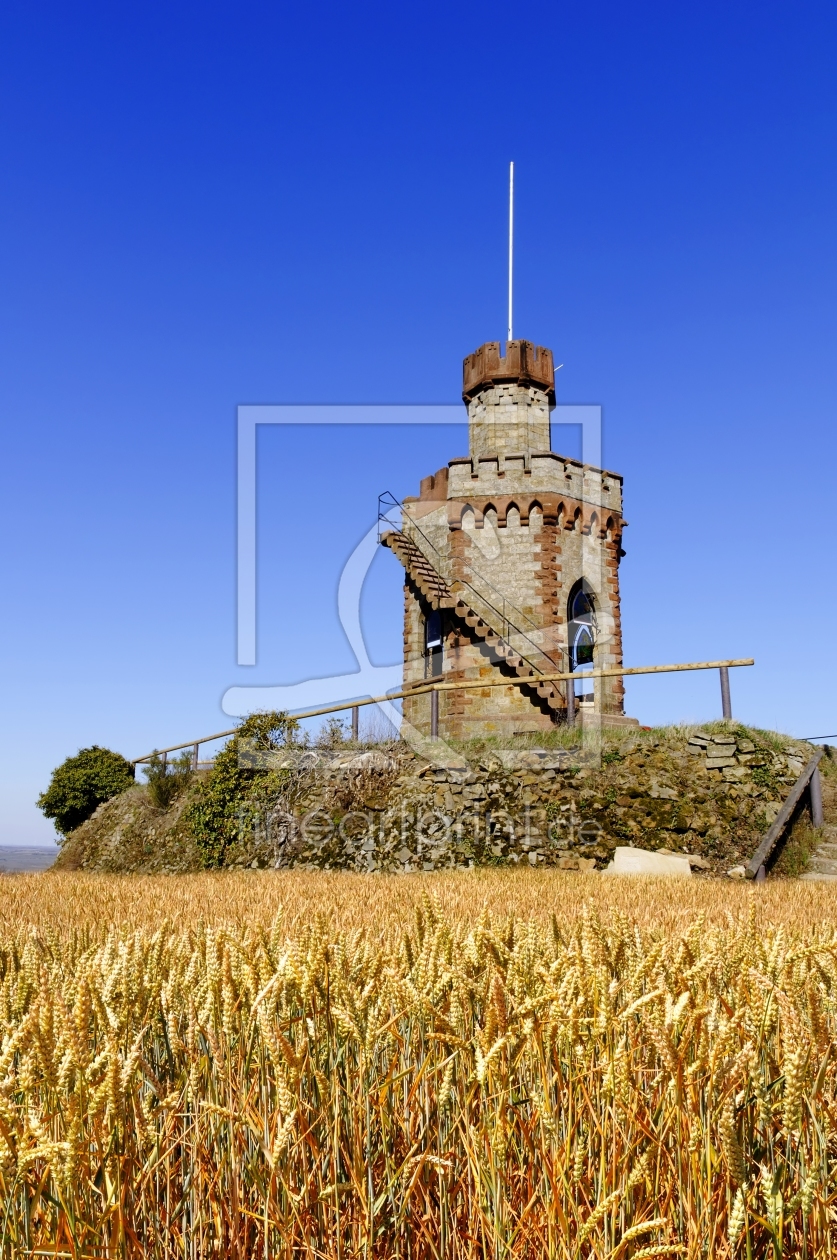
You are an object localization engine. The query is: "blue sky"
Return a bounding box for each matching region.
[2,1,836,845]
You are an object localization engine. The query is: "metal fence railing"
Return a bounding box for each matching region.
[378,490,565,680]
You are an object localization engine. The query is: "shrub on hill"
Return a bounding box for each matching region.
[185,711,304,867]
[143,750,195,809]
[37,746,135,837]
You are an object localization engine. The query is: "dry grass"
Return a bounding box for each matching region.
[1,870,836,1256]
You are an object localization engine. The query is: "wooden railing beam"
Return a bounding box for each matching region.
[745,750,824,879]
[130,657,755,765]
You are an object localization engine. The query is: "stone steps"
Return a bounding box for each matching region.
[381,528,564,713]
[800,764,837,880]
[807,857,837,875]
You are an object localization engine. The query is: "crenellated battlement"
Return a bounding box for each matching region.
[463,340,555,403]
[447,452,622,512]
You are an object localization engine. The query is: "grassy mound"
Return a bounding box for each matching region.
[54,781,202,873]
[53,722,825,876]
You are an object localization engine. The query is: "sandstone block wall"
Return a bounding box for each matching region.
[398,342,627,740]
[467,384,551,459]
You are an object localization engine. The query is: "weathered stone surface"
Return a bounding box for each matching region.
[52,787,202,874]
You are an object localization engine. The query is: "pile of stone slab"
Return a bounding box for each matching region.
[687,732,787,780]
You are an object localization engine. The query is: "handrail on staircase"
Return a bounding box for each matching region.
[745,749,825,879]
[378,491,540,629]
[377,490,564,680]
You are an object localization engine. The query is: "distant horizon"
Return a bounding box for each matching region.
[0,844,59,851]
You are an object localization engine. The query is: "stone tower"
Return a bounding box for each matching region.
[382,340,630,739]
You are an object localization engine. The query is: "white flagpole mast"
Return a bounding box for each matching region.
[507,161,514,343]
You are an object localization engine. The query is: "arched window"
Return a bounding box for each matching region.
[567,581,597,673]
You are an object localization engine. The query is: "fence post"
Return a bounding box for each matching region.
[811,766,824,827]
[719,666,732,720]
[351,705,359,742]
[566,680,575,725]
[162,751,167,770]
[430,688,439,740]
[192,742,199,771]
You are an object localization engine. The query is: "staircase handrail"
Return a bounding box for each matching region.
[377,490,565,681]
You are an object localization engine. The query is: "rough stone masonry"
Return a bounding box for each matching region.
[55,726,810,876]
[383,339,633,739]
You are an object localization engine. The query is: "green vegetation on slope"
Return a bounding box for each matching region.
[54,720,823,875]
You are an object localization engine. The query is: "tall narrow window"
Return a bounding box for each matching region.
[425,609,442,650]
[567,582,597,693]
[425,609,443,678]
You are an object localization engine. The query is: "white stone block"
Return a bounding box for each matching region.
[603,847,692,877]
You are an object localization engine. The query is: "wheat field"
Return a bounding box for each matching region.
[0,870,835,1257]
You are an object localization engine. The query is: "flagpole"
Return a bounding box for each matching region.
[508,161,514,343]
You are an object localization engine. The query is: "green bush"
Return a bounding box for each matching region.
[144,751,194,809]
[37,746,135,837]
[185,711,301,867]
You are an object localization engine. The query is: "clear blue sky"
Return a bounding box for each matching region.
[2,1,836,845]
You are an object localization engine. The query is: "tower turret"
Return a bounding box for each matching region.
[463,340,554,460]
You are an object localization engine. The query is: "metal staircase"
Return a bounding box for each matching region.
[379,495,567,716]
